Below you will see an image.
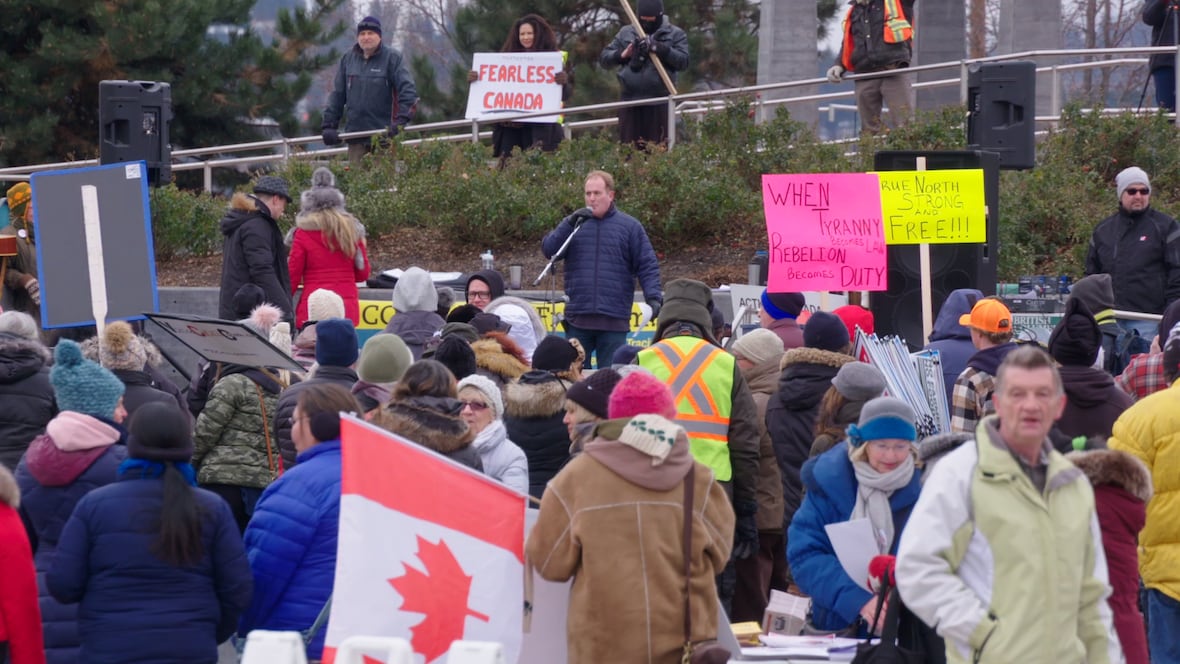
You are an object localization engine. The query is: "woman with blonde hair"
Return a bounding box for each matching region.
[288,167,370,328]
[809,362,887,458]
[561,368,622,454]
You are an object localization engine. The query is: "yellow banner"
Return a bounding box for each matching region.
[876,169,987,244]
[357,300,658,334]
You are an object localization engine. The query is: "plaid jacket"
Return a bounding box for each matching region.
[950,366,996,434]
[1117,352,1169,401]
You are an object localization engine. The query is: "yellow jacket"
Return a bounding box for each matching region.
[1108,380,1180,600]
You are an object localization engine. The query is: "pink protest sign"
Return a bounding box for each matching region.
[762,173,887,292]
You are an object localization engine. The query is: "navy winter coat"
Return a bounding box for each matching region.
[45,474,253,664]
[0,332,55,470]
[787,442,922,631]
[16,422,127,664]
[923,288,983,408]
[541,203,662,322]
[273,366,357,469]
[239,439,341,660]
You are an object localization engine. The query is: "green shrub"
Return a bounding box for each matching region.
[149,102,1180,284]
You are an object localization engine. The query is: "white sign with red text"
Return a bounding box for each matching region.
[465,51,564,124]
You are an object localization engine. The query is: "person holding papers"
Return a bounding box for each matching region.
[787,397,942,659]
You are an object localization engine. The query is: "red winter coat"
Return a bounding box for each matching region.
[288,228,369,328]
[0,466,45,664]
[1068,449,1152,664]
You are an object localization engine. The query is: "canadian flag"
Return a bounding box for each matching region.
[322,415,526,664]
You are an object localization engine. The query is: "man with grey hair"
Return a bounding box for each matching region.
[896,345,1122,662]
[1086,165,1180,340]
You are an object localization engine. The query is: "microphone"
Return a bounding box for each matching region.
[867,554,897,593]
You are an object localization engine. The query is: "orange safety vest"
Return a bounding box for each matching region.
[841,0,913,71]
[638,336,735,481]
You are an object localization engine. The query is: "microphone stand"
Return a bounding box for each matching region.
[532,222,583,286]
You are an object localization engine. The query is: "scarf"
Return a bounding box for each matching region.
[850,454,914,553]
[119,459,198,486]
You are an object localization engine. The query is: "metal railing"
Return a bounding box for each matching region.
[2,44,1178,187]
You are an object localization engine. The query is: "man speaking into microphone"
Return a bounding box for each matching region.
[542,169,662,369]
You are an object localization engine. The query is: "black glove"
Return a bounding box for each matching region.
[636,36,651,56]
[731,504,759,561]
[647,37,663,56]
[647,297,662,320]
[564,207,593,228]
[321,127,341,146]
[386,124,400,138]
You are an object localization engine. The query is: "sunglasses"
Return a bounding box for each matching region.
[461,401,489,411]
[1125,187,1150,196]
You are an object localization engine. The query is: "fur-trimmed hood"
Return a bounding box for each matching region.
[0,332,50,383]
[376,396,475,454]
[1067,448,1154,502]
[0,464,19,508]
[779,346,855,371]
[472,336,529,382]
[505,372,568,418]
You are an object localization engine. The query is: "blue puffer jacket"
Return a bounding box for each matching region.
[239,439,341,659]
[541,203,662,321]
[15,417,127,664]
[45,472,253,663]
[787,441,922,632]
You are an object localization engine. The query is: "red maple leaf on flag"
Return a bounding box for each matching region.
[389,536,490,663]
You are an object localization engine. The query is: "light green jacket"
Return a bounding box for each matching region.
[896,416,1123,664]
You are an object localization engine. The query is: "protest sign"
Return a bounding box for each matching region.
[762,173,887,292]
[145,312,304,372]
[877,169,987,244]
[465,52,564,123]
[727,284,848,323]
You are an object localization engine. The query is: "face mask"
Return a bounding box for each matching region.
[640,16,660,33]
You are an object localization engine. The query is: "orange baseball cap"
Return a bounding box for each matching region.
[959,298,1012,333]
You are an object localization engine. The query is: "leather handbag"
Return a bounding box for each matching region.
[850,582,922,664]
[680,464,731,664]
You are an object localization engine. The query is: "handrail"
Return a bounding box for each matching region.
[1,45,1176,185]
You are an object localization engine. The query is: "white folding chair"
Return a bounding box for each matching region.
[335,635,414,664]
[239,630,308,664]
[445,640,505,664]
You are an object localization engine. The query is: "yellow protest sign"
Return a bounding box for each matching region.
[877,169,987,244]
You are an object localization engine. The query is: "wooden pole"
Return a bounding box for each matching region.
[618,0,678,96]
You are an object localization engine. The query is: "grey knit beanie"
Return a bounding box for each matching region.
[1116,166,1150,200]
[831,362,887,401]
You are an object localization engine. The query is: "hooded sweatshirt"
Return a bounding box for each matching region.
[384,267,445,359]
[1056,365,1134,441]
[526,415,734,664]
[924,289,983,407]
[1070,274,1124,373]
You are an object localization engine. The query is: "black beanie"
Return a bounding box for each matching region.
[566,369,623,419]
[803,311,851,352]
[447,304,482,324]
[1048,299,1101,367]
[435,336,477,380]
[637,0,664,16]
[232,283,266,320]
[357,15,382,36]
[128,402,194,462]
[533,335,579,372]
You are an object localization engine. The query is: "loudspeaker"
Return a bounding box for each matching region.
[967,61,1036,170]
[871,150,1000,350]
[99,81,172,185]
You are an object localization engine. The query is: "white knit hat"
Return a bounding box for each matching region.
[307,288,345,323]
[731,328,784,366]
[457,374,504,418]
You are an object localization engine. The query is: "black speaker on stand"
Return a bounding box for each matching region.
[99,81,172,185]
[967,61,1036,170]
[871,150,1001,350]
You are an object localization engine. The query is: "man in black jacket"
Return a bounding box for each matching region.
[1086,166,1180,340]
[217,176,293,322]
[1144,0,1180,111]
[599,0,689,147]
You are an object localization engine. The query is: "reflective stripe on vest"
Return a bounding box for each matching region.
[638,336,735,481]
[882,0,912,44]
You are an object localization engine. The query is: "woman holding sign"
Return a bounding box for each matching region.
[467,14,570,161]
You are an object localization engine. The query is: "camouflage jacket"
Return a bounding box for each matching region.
[193,372,282,488]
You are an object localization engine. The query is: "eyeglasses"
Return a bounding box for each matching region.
[1125,187,1150,196]
[461,401,489,411]
[867,441,913,454]
[468,290,492,301]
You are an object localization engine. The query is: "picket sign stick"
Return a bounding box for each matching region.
[820,291,830,312]
[81,185,108,338]
[915,157,933,346]
[618,0,677,96]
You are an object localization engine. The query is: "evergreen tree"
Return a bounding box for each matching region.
[0,0,346,168]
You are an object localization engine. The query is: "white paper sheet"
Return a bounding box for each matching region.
[823,518,878,592]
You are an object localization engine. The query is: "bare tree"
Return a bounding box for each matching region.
[1063,0,1142,103]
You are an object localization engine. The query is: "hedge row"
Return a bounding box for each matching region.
[148,101,1180,281]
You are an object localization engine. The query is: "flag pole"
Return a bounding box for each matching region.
[619,0,677,96]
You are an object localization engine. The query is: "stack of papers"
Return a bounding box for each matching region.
[741,634,864,661]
